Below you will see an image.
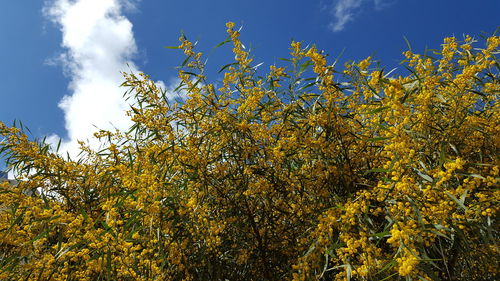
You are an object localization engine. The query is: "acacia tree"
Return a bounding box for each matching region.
[0,23,498,281]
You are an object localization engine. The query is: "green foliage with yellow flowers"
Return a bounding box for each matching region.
[1,23,498,280]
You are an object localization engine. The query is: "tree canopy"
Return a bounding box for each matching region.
[0,23,499,280]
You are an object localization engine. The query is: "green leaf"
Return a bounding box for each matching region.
[304,241,316,256]
[415,169,433,182]
[299,60,313,75]
[404,36,413,52]
[214,36,231,48]
[429,229,451,240]
[445,191,467,211]
[252,62,264,70]
[181,55,191,67]
[164,46,181,49]
[376,260,396,275]
[299,82,316,91]
[439,142,446,166]
[460,189,468,207]
[218,62,238,73]
[55,137,62,153]
[371,231,390,238]
[467,173,485,179]
[181,71,199,76]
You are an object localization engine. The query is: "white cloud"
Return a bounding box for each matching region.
[327,0,395,32]
[42,0,152,158]
[373,0,395,10]
[329,0,363,32]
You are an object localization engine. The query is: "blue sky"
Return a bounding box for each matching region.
[0,0,499,168]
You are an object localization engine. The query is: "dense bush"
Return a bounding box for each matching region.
[1,23,498,280]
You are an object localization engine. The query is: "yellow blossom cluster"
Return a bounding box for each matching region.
[0,25,498,281]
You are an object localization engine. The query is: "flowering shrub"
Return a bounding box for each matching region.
[0,23,498,280]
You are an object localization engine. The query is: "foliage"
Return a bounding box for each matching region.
[1,23,499,280]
